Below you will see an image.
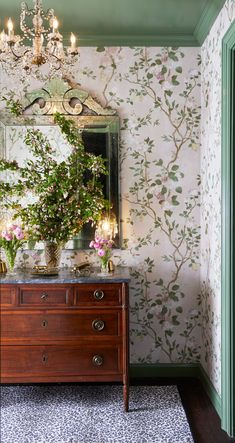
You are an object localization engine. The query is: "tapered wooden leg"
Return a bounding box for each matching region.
[124,382,129,412]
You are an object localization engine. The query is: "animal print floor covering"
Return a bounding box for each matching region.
[0,384,193,442]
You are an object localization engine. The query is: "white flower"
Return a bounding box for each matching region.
[192,262,200,271]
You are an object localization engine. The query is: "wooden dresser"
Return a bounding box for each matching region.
[0,272,129,411]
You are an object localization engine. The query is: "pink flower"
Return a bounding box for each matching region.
[97,249,105,257]
[93,242,101,249]
[89,240,95,248]
[15,229,24,240]
[9,224,18,231]
[2,231,13,241]
[156,73,165,81]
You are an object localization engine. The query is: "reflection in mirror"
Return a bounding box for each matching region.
[0,79,120,250]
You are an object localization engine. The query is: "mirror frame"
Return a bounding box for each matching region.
[0,79,121,249]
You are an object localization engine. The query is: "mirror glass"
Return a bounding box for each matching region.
[0,113,120,249]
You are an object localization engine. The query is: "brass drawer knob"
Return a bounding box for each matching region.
[92,319,105,331]
[93,290,105,300]
[92,355,103,366]
[41,292,48,301]
[41,319,48,328]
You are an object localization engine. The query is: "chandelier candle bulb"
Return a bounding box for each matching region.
[70,33,76,51]
[7,18,14,38]
[52,17,59,33]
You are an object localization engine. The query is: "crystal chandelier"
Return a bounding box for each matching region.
[0,0,79,74]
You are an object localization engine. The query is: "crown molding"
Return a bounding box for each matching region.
[194,0,226,45]
[65,34,199,47]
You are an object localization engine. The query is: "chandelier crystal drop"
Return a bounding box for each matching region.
[0,0,79,75]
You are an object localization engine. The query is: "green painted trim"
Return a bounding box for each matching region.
[198,364,221,417]
[64,34,199,47]
[130,363,199,379]
[221,20,235,438]
[194,0,226,45]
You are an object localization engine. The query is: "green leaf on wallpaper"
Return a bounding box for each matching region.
[172,285,180,291]
[171,165,179,171]
[176,66,182,73]
[161,65,167,75]
[169,293,179,301]
[147,193,153,200]
[161,186,167,195]
[156,59,162,65]
[156,278,163,286]
[172,316,180,325]
[147,313,154,320]
[96,47,105,52]
[169,52,178,61]
[171,76,180,86]
[147,73,153,79]
[176,307,183,313]
[156,159,163,166]
[161,306,168,315]
[175,186,182,194]
[168,172,178,181]
[165,210,173,217]
[171,196,180,206]
[165,90,173,97]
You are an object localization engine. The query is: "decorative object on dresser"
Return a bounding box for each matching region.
[0,271,130,411]
[89,236,114,276]
[0,224,26,274]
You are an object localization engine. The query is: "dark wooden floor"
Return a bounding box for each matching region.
[132,377,235,443]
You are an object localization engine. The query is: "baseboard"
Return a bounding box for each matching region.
[130,363,221,418]
[198,364,222,418]
[130,363,199,379]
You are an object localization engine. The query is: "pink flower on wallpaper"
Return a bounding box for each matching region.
[156,73,165,81]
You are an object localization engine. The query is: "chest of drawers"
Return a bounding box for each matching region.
[0,277,129,411]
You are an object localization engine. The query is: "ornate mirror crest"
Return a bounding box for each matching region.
[20,78,117,117]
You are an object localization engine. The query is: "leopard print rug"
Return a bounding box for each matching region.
[1,384,193,442]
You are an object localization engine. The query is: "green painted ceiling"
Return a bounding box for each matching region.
[0,0,226,46]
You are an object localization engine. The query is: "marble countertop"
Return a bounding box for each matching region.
[0,268,130,284]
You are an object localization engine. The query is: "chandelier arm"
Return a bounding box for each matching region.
[9,45,31,60]
[43,8,55,19]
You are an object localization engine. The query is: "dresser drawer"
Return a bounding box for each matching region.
[0,286,16,307]
[1,310,122,339]
[18,286,72,307]
[1,345,122,378]
[75,283,122,306]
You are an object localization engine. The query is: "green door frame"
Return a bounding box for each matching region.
[221,20,235,438]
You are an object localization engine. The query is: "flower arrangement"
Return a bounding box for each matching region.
[0,224,26,272]
[89,236,114,273]
[0,113,108,246]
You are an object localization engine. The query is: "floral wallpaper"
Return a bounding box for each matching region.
[201,0,235,396]
[0,46,202,365]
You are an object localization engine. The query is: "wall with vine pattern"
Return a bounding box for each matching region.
[0,46,202,366]
[200,0,235,397]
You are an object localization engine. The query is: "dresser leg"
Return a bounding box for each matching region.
[123,383,129,412]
